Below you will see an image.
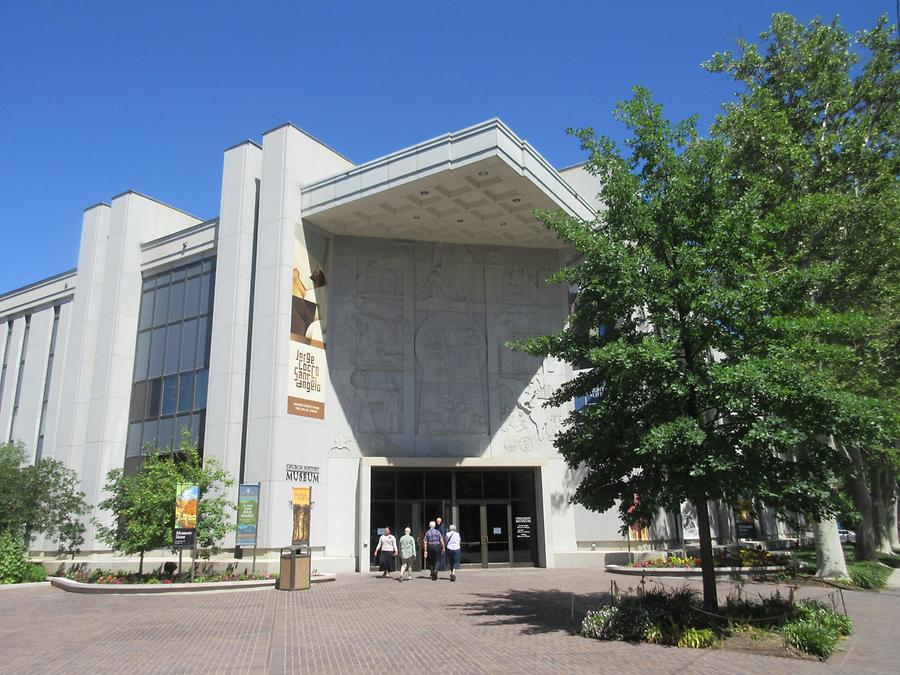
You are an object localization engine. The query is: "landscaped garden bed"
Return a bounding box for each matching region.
[62,568,274,585]
[607,549,793,576]
[789,545,900,590]
[581,585,852,660]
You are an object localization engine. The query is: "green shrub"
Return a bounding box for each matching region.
[849,565,888,589]
[21,563,47,583]
[644,623,664,644]
[794,601,853,636]
[676,627,716,648]
[781,619,839,659]
[581,603,650,642]
[722,590,794,626]
[581,606,619,639]
[0,533,29,583]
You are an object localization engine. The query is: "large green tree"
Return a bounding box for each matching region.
[515,84,892,607]
[704,13,900,560]
[0,441,89,555]
[95,431,235,575]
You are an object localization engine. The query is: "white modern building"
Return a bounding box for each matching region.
[1,120,771,572]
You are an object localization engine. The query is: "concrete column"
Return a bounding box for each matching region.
[204,141,262,502]
[80,193,200,545]
[54,203,111,484]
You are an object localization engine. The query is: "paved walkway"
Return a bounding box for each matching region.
[1,568,898,674]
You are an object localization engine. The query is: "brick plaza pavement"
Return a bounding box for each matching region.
[1,567,898,674]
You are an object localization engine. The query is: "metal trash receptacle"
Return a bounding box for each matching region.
[277,545,311,591]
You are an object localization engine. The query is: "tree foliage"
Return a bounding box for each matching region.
[705,13,900,558]
[513,16,896,602]
[95,431,235,574]
[0,441,89,555]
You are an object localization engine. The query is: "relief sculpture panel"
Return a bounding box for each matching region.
[415,242,483,303]
[331,296,404,369]
[415,311,488,436]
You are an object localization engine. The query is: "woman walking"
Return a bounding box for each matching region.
[398,527,417,582]
[445,524,461,582]
[374,526,397,578]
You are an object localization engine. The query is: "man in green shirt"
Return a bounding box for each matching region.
[398,527,417,582]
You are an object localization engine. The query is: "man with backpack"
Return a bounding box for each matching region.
[422,521,445,581]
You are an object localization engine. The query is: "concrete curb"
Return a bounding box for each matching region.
[605,564,787,577]
[50,576,277,594]
[0,581,52,590]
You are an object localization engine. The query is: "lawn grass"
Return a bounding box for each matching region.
[792,545,898,589]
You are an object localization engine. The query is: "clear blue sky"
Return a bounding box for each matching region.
[0,1,893,294]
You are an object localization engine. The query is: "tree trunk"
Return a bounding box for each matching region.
[139,550,144,576]
[813,518,849,579]
[842,441,877,560]
[695,496,718,609]
[887,471,899,551]
[872,465,896,554]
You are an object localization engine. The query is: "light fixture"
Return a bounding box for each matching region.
[413,215,420,220]
[457,218,465,223]
[499,221,507,227]
[477,170,489,177]
[419,190,430,196]
[512,197,522,204]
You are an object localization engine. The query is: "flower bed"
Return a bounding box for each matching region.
[581,587,852,660]
[630,549,788,569]
[63,569,274,585]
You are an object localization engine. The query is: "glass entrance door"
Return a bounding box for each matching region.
[484,503,511,564]
[457,503,512,567]
[457,503,483,565]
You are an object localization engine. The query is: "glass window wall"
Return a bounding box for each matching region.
[125,258,215,467]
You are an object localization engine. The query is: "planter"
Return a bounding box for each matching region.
[50,576,277,594]
[605,564,787,577]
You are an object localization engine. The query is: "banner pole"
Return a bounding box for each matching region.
[252,482,260,575]
[191,537,196,583]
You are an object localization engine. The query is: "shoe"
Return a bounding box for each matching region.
[451,573,456,582]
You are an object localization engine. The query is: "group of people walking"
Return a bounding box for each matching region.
[374,516,462,582]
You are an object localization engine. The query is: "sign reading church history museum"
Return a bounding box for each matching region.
[288,223,330,420]
[285,464,320,482]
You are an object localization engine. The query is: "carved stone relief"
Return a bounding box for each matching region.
[418,385,488,435]
[415,242,483,303]
[341,370,403,434]
[494,306,560,377]
[357,258,403,297]
[332,296,404,369]
[415,311,488,436]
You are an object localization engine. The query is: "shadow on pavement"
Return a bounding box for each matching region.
[452,588,611,635]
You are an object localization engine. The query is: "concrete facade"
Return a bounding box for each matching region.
[1,120,784,572]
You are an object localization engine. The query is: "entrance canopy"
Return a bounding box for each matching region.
[301,119,596,249]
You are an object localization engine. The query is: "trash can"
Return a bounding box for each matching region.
[277,545,311,591]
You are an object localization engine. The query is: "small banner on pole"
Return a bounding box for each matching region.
[236,484,260,547]
[173,483,198,548]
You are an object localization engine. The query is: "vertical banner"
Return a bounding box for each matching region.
[288,223,330,419]
[680,501,699,540]
[173,483,199,548]
[734,499,757,539]
[235,484,260,547]
[291,486,312,546]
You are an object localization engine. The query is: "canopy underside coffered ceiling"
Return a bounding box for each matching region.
[301,120,595,249]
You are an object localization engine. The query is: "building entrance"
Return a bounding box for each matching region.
[457,502,511,566]
[369,468,538,570]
